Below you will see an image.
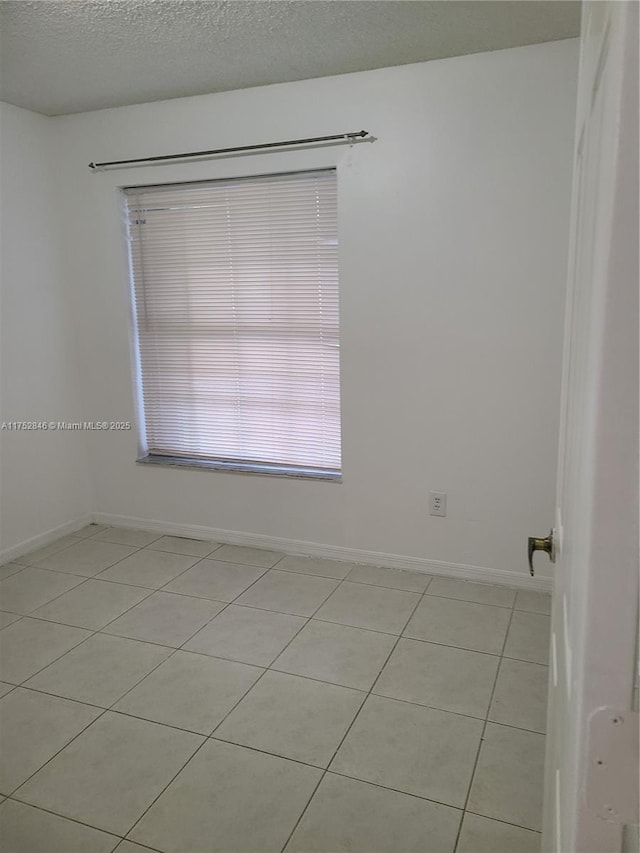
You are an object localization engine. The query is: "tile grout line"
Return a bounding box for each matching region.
[5,580,199,801]
[7,548,548,731]
[2,600,551,665]
[4,559,549,716]
[76,569,267,721]
[2,551,550,621]
[16,665,548,740]
[7,534,89,567]
[7,544,204,703]
[1,536,231,692]
[120,570,337,846]
[92,554,264,701]
[0,565,29,583]
[6,731,544,843]
[14,532,223,591]
[8,704,111,799]
[452,590,519,853]
[4,542,546,695]
[8,528,552,605]
[2,573,96,622]
[3,796,166,853]
[170,557,370,850]
[5,537,165,623]
[2,531,551,848]
[108,556,330,843]
[6,559,176,689]
[278,575,434,853]
[28,581,159,632]
[11,541,552,610]
[4,549,309,726]
[461,808,543,835]
[3,796,125,847]
[320,767,544,835]
[110,546,280,600]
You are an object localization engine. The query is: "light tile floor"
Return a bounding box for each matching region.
[0,525,551,853]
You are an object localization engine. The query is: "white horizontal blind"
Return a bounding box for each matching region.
[125,169,341,475]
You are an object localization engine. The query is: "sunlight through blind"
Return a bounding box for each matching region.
[125,169,341,477]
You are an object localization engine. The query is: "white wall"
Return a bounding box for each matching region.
[0,102,91,556]
[49,39,578,583]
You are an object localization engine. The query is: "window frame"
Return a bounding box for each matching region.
[122,168,343,482]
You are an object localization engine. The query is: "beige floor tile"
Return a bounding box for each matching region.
[331,695,483,807]
[215,670,365,766]
[276,555,355,579]
[103,591,224,646]
[94,528,162,548]
[467,722,546,831]
[130,739,321,853]
[0,563,26,580]
[16,712,203,836]
[0,525,552,851]
[212,544,283,568]
[164,559,266,601]
[25,634,172,706]
[346,564,431,593]
[426,577,515,608]
[147,535,219,557]
[183,604,305,666]
[404,596,511,655]
[0,688,101,793]
[504,611,551,665]
[0,800,119,853]
[285,773,461,853]
[114,650,262,734]
[373,639,498,718]
[315,581,420,634]
[12,554,39,567]
[114,842,155,853]
[18,535,84,565]
[0,618,91,684]
[0,567,85,615]
[32,580,150,630]
[273,620,396,690]
[457,813,541,852]
[235,570,339,616]
[489,658,549,733]
[515,589,552,615]
[35,540,138,577]
[0,611,21,629]
[96,549,199,589]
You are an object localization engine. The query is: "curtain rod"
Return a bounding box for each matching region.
[88,130,372,171]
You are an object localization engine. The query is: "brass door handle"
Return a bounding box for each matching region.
[528,530,555,576]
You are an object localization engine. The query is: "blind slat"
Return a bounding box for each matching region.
[125,169,341,473]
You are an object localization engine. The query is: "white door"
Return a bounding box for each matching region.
[540,2,638,852]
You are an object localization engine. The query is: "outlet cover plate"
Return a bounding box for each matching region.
[429,491,447,517]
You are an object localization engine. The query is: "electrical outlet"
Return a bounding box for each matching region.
[429,491,447,517]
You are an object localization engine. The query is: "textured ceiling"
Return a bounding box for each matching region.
[0,0,581,116]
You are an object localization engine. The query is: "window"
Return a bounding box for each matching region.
[124,169,341,478]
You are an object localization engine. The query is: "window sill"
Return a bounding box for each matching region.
[136,454,342,482]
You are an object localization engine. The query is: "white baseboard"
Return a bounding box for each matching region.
[0,513,93,565]
[93,511,553,592]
